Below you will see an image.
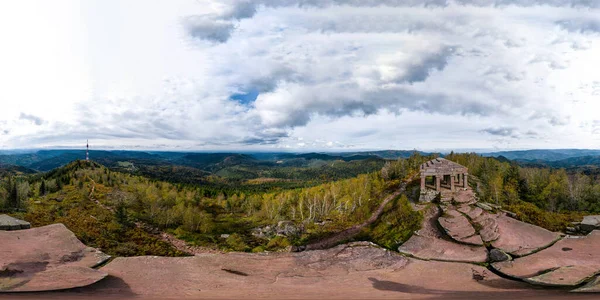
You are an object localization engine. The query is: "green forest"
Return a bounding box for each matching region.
[1,152,599,257]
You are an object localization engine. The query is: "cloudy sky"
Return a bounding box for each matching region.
[0,0,599,151]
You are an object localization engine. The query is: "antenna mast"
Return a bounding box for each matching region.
[86,140,89,161]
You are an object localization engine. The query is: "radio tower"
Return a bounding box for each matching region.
[86,140,89,161]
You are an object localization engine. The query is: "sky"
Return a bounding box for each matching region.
[0,0,599,152]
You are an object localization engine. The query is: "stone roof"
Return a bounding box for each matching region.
[420,158,468,175]
[0,214,31,230]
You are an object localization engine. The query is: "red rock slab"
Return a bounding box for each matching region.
[525,266,599,287]
[0,224,111,292]
[474,213,500,243]
[398,235,488,263]
[399,205,487,263]
[459,206,484,220]
[453,188,477,204]
[0,223,110,269]
[491,215,561,256]
[492,231,600,287]
[1,265,107,292]
[94,245,529,299]
[438,209,483,246]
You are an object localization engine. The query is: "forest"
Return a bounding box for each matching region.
[0,157,424,256]
[1,151,599,257]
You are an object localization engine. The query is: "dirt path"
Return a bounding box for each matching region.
[87,178,220,256]
[303,176,414,251]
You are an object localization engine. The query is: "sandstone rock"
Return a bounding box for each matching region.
[580,215,600,233]
[0,265,107,292]
[492,231,600,287]
[0,215,30,231]
[491,215,560,257]
[476,202,493,212]
[488,249,511,263]
[252,221,302,239]
[419,189,439,203]
[398,205,487,263]
[0,223,110,292]
[572,275,600,293]
[451,188,477,204]
[95,244,522,299]
[438,209,482,246]
[475,215,500,243]
[466,206,484,220]
[276,221,301,237]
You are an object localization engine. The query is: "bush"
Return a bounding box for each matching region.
[506,201,583,232]
[361,194,422,250]
[251,246,266,253]
[226,233,248,252]
[266,236,291,251]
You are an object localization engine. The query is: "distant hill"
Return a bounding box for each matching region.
[333,150,433,160]
[546,155,600,168]
[481,149,600,162]
[0,150,387,184]
[0,164,38,176]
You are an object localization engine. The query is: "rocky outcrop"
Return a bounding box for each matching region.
[419,189,439,203]
[488,249,511,263]
[490,215,561,257]
[474,214,500,243]
[95,243,527,299]
[475,202,494,212]
[252,221,303,239]
[573,275,600,293]
[0,223,110,292]
[492,231,600,287]
[458,205,483,220]
[0,215,30,231]
[580,215,600,233]
[398,205,488,263]
[438,209,483,246]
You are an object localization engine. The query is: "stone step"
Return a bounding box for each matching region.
[459,234,484,246]
[457,205,483,220]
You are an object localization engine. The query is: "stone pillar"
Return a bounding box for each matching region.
[450,174,455,192]
[464,174,468,188]
[457,173,462,186]
[420,175,426,191]
[435,175,441,191]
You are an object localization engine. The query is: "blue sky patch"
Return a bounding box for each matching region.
[230,88,259,105]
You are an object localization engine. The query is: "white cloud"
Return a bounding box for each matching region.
[0,0,599,150]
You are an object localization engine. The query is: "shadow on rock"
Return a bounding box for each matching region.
[0,275,135,299]
[368,277,581,299]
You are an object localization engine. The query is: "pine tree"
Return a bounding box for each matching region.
[8,177,19,209]
[40,180,46,196]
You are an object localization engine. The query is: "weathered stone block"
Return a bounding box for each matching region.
[0,214,31,231]
[580,215,600,233]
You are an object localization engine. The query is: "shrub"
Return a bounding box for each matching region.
[266,236,291,251]
[506,201,583,232]
[226,233,248,252]
[363,194,422,250]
